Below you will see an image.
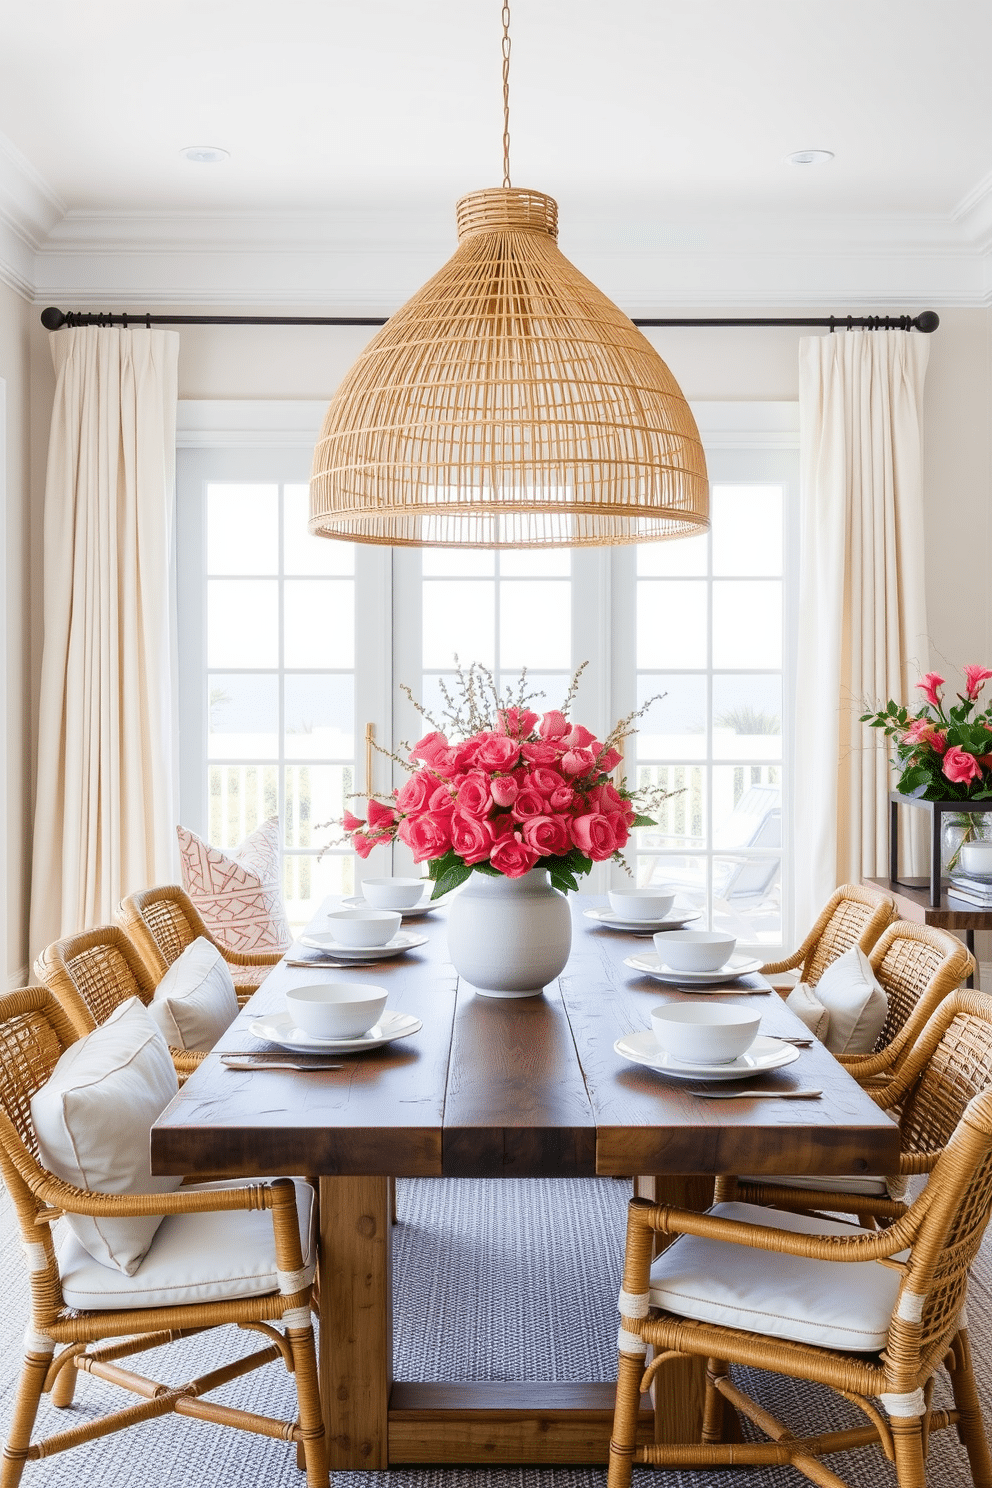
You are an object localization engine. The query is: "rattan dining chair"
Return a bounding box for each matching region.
[0,985,328,1487]
[609,1079,992,1488]
[33,925,202,1079]
[759,881,895,994]
[720,987,992,1225]
[117,885,282,1006]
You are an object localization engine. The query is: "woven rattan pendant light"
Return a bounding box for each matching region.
[310,7,708,548]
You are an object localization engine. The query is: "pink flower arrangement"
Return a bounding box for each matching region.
[335,667,664,897]
[862,664,992,801]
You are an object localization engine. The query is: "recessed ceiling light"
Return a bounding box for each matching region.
[181,145,230,164]
[788,149,834,167]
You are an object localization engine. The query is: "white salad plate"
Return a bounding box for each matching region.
[249,1010,422,1055]
[341,891,455,918]
[623,951,764,986]
[614,1031,799,1082]
[298,930,428,959]
[583,907,701,934]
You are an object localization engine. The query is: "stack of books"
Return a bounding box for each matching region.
[948,873,992,907]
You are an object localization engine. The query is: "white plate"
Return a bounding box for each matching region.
[583,907,701,934]
[298,930,428,959]
[614,1031,800,1081]
[341,890,455,918]
[249,1010,423,1054]
[623,951,763,985]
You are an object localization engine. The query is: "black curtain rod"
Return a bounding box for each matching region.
[39,307,941,334]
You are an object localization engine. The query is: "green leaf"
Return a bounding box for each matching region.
[631,813,655,829]
[472,861,501,877]
[432,863,472,898]
[549,868,579,894]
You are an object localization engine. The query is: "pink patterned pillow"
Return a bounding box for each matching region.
[177,817,291,954]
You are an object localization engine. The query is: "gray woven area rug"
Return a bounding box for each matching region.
[1,1175,989,1486]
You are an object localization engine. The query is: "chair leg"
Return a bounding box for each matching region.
[950,1330,992,1488]
[48,1346,84,1408]
[285,1322,329,1488]
[2,1349,51,1488]
[702,1358,729,1443]
[389,1174,398,1225]
[608,1348,645,1488]
[890,1415,928,1488]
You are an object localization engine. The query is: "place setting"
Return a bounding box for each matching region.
[622,929,768,992]
[583,886,701,936]
[230,981,423,1067]
[339,874,458,919]
[289,900,430,966]
[613,1002,818,1097]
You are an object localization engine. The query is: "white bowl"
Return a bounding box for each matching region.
[325,908,401,947]
[653,929,737,973]
[285,982,389,1040]
[361,877,426,909]
[608,887,675,920]
[959,841,992,875]
[650,1003,761,1065]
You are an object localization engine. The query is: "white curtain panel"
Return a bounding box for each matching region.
[794,330,930,933]
[30,327,180,957]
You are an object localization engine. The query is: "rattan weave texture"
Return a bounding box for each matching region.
[116,887,280,1006]
[310,187,709,548]
[761,883,895,987]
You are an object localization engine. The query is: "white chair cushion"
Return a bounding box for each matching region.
[814,946,888,1055]
[58,1179,316,1310]
[148,938,239,1052]
[649,1201,906,1352]
[31,999,183,1276]
[785,982,830,1041]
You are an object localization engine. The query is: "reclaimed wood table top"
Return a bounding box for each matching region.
[152,895,899,1181]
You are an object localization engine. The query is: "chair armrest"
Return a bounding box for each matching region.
[222,948,284,968]
[29,1170,277,1221]
[758,953,804,977]
[642,1196,921,1264]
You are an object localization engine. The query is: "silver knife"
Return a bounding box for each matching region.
[221,1056,344,1071]
[695,1087,822,1100]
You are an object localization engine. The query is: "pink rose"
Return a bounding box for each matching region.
[606,811,630,852]
[455,770,493,817]
[526,767,566,795]
[491,776,519,808]
[548,785,574,810]
[902,720,947,755]
[519,739,560,766]
[572,812,619,861]
[565,724,597,749]
[539,710,570,740]
[511,788,546,820]
[428,785,455,814]
[395,770,434,814]
[342,809,365,832]
[496,707,539,737]
[367,798,398,831]
[942,747,982,786]
[398,811,453,862]
[964,665,992,700]
[451,808,494,865]
[353,833,376,859]
[473,733,521,771]
[597,746,622,773]
[561,746,597,777]
[916,673,945,710]
[521,814,572,856]
[409,731,450,766]
[489,833,540,878]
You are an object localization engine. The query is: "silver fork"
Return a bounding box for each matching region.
[694,1087,823,1100]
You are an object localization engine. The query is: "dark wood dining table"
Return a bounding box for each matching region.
[150,894,900,1470]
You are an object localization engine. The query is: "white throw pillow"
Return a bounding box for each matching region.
[148,938,239,1053]
[31,999,183,1275]
[814,946,888,1055]
[785,982,830,1041]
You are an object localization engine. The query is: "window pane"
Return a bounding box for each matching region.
[711,485,782,576]
[712,856,781,945]
[498,671,572,716]
[284,853,355,932]
[712,675,782,760]
[423,580,494,668]
[284,579,354,668]
[637,581,707,668]
[712,766,781,850]
[635,852,707,905]
[208,674,278,759]
[637,533,707,577]
[712,580,781,668]
[208,764,278,849]
[283,485,354,575]
[284,764,353,848]
[423,549,495,576]
[636,674,707,759]
[207,580,278,667]
[500,549,571,576]
[499,581,570,669]
[207,485,278,575]
[635,764,705,848]
[285,675,354,758]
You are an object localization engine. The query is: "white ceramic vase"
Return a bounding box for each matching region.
[445,867,572,997]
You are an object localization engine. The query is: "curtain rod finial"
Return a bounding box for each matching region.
[915,311,940,334]
[40,307,66,330]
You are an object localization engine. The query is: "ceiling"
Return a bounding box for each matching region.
[1,0,990,309]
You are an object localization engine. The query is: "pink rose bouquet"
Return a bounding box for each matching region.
[861,665,992,801]
[337,665,666,897]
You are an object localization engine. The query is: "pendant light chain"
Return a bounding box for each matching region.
[501,2,512,188]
